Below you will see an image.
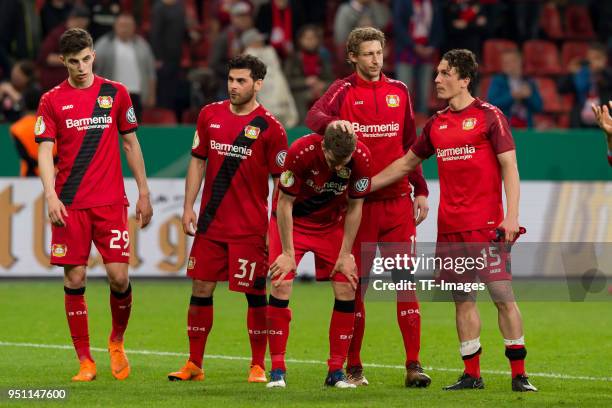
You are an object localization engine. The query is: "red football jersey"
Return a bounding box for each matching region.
[35,75,137,209]
[306,73,428,201]
[274,134,372,230]
[411,98,516,233]
[192,100,288,242]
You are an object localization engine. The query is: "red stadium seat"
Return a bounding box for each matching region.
[561,41,589,73]
[565,5,596,40]
[523,40,561,76]
[478,75,493,100]
[481,39,518,74]
[142,108,178,125]
[533,113,557,130]
[539,3,564,40]
[534,77,565,113]
[181,109,200,124]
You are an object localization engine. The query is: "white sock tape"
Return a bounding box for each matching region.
[460,337,481,357]
[504,336,525,346]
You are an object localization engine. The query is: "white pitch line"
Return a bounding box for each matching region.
[1,341,611,383]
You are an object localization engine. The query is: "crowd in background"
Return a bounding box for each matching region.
[0,0,611,130]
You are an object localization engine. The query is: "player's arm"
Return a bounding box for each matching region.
[497,150,520,242]
[591,101,612,164]
[305,80,345,134]
[331,197,363,289]
[371,150,423,193]
[182,156,206,236]
[38,140,67,226]
[269,190,297,285]
[121,132,153,227]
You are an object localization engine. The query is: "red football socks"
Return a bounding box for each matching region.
[64,287,93,362]
[109,283,132,342]
[187,296,213,368]
[346,290,365,369]
[396,298,421,365]
[328,299,355,372]
[267,296,291,371]
[246,294,267,369]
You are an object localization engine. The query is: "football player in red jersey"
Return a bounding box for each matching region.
[371,49,537,392]
[36,28,153,382]
[591,101,612,166]
[306,27,430,387]
[266,126,371,389]
[167,55,288,384]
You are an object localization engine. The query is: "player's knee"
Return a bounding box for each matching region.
[494,301,517,314]
[64,266,86,288]
[107,274,129,293]
[245,293,267,308]
[270,280,292,299]
[455,301,477,317]
[192,279,215,297]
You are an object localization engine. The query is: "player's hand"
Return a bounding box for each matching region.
[269,253,296,287]
[136,194,153,228]
[328,120,355,135]
[413,195,429,226]
[182,208,198,236]
[498,216,520,243]
[47,194,68,227]
[330,253,358,291]
[592,101,612,136]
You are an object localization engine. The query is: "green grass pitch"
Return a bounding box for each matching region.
[1,280,611,407]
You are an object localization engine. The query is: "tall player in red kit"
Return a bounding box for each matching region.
[266,126,371,389]
[371,49,537,392]
[306,27,431,387]
[36,28,153,382]
[167,55,288,384]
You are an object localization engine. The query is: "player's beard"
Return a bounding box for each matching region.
[230,86,256,107]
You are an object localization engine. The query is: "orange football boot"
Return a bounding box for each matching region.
[168,360,204,381]
[248,365,267,383]
[108,339,131,380]
[72,359,97,382]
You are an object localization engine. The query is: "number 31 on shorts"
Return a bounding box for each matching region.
[235,258,256,281]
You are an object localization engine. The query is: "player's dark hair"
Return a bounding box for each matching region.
[323,126,356,161]
[59,28,93,56]
[228,54,267,80]
[346,27,385,61]
[442,49,479,92]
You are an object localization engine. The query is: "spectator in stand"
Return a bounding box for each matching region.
[242,28,298,127]
[393,0,444,114]
[150,0,187,110]
[210,1,254,99]
[215,0,253,29]
[40,0,73,38]
[0,60,38,123]
[591,101,612,166]
[284,24,333,125]
[255,0,299,59]
[10,87,57,176]
[333,0,390,47]
[37,5,90,92]
[94,13,156,121]
[443,0,487,57]
[487,49,542,129]
[560,43,612,128]
[86,0,122,41]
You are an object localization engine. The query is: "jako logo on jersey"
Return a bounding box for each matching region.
[126,106,137,124]
[66,116,113,129]
[439,124,448,130]
[462,118,477,130]
[210,140,253,157]
[354,177,369,193]
[337,167,351,179]
[244,125,260,139]
[280,170,295,188]
[386,94,400,107]
[97,96,113,109]
[352,122,400,134]
[52,244,67,257]
[276,150,287,167]
[187,257,196,269]
[436,144,476,161]
[34,116,46,136]
[62,104,73,111]
[354,100,364,105]
[192,131,200,149]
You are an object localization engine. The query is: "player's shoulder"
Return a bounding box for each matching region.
[257,105,287,135]
[40,82,66,106]
[290,133,321,152]
[327,76,355,97]
[100,76,129,93]
[473,98,504,116]
[384,75,410,95]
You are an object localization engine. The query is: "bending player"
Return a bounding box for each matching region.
[36,28,153,381]
[371,49,537,392]
[167,55,288,383]
[266,125,371,389]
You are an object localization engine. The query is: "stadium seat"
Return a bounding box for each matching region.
[181,109,200,124]
[561,42,589,73]
[533,113,557,130]
[534,77,565,113]
[481,39,518,74]
[539,3,564,40]
[142,108,178,125]
[478,75,492,100]
[564,5,596,40]
[523,40,561,76]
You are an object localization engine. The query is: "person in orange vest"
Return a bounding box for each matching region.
[10,87,57,176]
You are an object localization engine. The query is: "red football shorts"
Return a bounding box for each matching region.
[268,216,347,283]
[353,196,416,278]
[436,229,512,283]
[187,234,268,295]
[50,204,130,266]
